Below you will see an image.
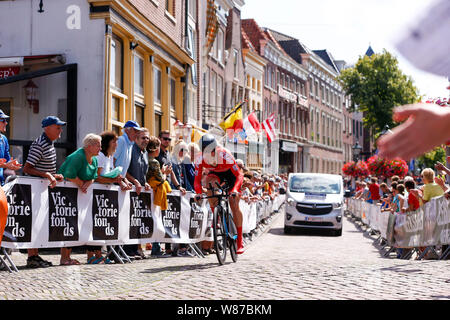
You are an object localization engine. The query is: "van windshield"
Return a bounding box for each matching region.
[289,176,341,194]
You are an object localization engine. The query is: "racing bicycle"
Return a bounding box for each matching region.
[199,182,238,265]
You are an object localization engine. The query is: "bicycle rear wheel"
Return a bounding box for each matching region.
[226,211,238,263]
[213,206,227,265]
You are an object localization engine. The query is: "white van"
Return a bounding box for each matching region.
[284,173,344,236]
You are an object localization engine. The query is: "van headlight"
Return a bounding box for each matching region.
[333,202,343,209]
[287,198,296,207]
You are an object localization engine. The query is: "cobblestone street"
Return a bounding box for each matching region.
[0,211,449,300]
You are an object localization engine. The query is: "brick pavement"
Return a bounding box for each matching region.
[0,211,449,300]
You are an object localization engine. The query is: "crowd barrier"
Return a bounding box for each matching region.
[0,176,285,250]
[347,197,450,259]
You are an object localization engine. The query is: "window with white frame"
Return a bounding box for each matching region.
[188,0,196,19]
[233,49,238,78]
[217,29,224,63]
[217,75,223,114]
[315,80,319,99]
[134,55,144,96]
[210,70,216,109]
[166,0,175,17]
[110,35,123,92]
[169,77,176,112]
[134,53,145,127]
[203,69,209,107]
[153,66,162,105]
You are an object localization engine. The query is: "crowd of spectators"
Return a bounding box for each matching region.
[0,112,287,267]
[349,162,450,259]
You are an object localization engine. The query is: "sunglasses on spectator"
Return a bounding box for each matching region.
[0,119,7,123]
[162,137,171,141]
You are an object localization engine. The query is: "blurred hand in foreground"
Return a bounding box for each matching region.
[377,103,450,160]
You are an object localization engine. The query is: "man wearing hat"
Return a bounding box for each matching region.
[22,115,66,268]
[24,116,66,187]
[114,120,144,177]
[0,109,22,185]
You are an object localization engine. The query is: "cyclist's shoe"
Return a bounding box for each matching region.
[237,243,245,255]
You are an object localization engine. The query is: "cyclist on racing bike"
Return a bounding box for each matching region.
[194,134,245,254]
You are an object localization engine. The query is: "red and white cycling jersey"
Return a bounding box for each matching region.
[194,146,243,194]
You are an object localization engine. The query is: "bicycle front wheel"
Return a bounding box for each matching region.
[213,206,227,265]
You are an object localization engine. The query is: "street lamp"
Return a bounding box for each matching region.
[23,79,39,113]
[352,141,362,162]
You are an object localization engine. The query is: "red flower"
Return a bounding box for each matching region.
[367,155,388,177]
[384,158,408,178]
[355,160,369,178]
[342,161,357,177]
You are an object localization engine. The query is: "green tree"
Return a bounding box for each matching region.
[338,50,419,133]
[417,146,446,170]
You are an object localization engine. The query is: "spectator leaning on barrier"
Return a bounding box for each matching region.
[391,184,406,214]
[380,193,392,212]
[123,128,151,260]
[240,177,254,202]
[58,133,101,265]
[380,183,390,198]
[96,131,132,190]
[146,136,172,257]
[391,183,407,258]
[185,143,196,190]
[368,177,381,204]
[96,131,133,263]
[156,130,185,256]
[355,182,368,200]
[156,130,182,189]
[267,178,276,200]
[404,180,420,212]
[169,139,192,256]
[23,116,65,268]
[0,109,21,185]
[413,168,445,205]
[170,139,189,193]
[114,120,144,177]
[126,128,151,196]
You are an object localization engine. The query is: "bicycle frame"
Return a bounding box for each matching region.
[202,183,236,241]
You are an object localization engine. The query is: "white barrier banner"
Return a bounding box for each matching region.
[240,200,251,234]
[1,177,212,249]
[349,197,450,247]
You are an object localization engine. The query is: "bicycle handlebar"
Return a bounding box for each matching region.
[195,182,237,201]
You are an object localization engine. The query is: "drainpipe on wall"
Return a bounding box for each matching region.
[183,0,189,124]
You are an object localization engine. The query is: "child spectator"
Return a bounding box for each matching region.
[380,193,392,212]
[404,180,420,212]
[391,183,405,214]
